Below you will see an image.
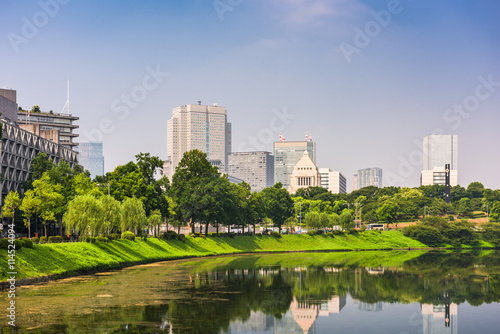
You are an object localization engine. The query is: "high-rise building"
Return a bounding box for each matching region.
[164,103,231,179]
[228,151,274,192]
[287,150,321,194]
[79,142,104,179]
[357,168,383,189]
[274,140,316,189]
[319,168,347,194]
[421,134,458,186]
[18,110,79,150]
[352,174,359,191]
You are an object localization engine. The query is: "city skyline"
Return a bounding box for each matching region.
[1,0,499,191]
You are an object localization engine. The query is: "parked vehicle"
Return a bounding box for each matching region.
[366,223,384,231]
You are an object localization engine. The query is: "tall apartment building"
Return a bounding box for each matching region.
[165,103,231,179]
[18,110,79,150]
[79,142,104,179]
[319,168,347,194]
[274,140,316,189]
[357,168,383,189]
[228,151,274,192]
[352,174,359,191]
[421,134,458,186]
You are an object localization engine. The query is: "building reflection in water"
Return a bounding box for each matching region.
[421,303,457,334]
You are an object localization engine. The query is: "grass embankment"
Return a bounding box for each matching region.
[1,231,426,282]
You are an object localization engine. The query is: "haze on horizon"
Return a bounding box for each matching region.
[1,0,499,191]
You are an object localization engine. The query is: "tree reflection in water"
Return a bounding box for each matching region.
[4,251,500,333]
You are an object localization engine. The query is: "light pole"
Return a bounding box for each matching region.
[297,202,302,233]
[486,204,489,222]
[424,206,428,218]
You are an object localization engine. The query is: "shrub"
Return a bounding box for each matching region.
[162,231,177,240]
[39,236,48,244]
[14,239,25,249]
[333,230,343,236]
[254,233,262,236]
[349,229,359,235]
[271,231,282,238]
[177,234,186,242]
[48,236,63,243]
[307,230,316,236]
[326,232,334,237]
[121,231,135,241]
[0,239,9,249]
[23,239,34,249]
[96,236,109,243]
[359,226,367,232]
[31,237,39,244]
[109,233,121,240]
[80,236,96,243]
[404,225,444,247]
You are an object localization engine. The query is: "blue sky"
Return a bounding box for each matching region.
[1,0,499,190]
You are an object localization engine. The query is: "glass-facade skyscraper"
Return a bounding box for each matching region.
[357,168,383,189]
[274,141,316,189]
[421,134,458,186]
[423,134,458,170]
[79,141,104,179]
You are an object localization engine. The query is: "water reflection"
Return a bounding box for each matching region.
[2,251,500,333]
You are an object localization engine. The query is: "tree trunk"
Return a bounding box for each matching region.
[216,224,219,236]
[205,221,209,237]
[178,225,180,234]
[44,222,47,238]
[166,218,169,232]
[190,217,194,234]
[28,218,31,239]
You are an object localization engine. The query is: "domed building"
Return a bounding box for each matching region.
[287,151,321,194]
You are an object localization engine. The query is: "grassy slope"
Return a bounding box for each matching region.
[2,231,427,281]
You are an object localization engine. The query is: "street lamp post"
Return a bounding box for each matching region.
[486,204,489,222]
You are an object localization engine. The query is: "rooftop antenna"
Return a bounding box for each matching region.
[197,100,202,105]
[61,78,70,115]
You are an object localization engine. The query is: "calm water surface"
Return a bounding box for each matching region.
[2,250,500,333]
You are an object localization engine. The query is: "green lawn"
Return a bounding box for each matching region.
[1,231,427,282]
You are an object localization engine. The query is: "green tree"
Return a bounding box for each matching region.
[171,150,220,234]
[490,202,500,222]
[305,211,319,230]
[3,191,21,226]
[261,183,294,233]
[73,173,99,196]
[457,197,472,217]
[33,173,64,237]
[121,197,147,235]
[339,210,354,231]
[20,190,40,238]
[466,182,485,199]
[318,212,329,232]
[376,202,399,230]
[100,195,122,234]
[328,213,340,230]
[147,209,163,237]
[31,105,41,113]
[22,152,55,190]
[63,195,103,237]
[294,186,328,200]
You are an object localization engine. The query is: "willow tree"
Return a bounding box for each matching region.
[121,197,147,235]
[63,194,103,237]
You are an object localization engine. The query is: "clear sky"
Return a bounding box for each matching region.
[1,0,499,191]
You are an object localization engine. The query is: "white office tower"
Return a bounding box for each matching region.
[164,103,231,179]
[421,134,458,186]
[319,168,347,194]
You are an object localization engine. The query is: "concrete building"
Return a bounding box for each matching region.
[421,167,458,187]
[288,151,321,194]
[274,140,316,189]
[319,168,346,194]
[421,134,458,186]
[228,151,274,192]
[164,103,231,179]
[0,89,79,209]
[318,296,347,316]
[18,110,79,150]
[357,168,383,189]
[352,174,358,191]
[79,142,104,179]
[0,89,19,123]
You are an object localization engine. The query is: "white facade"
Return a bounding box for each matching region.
[228,151,274,192]
[287,151,321,194]
[357,168,383,189]
[165,103,231,179]
[421,167,458,187]
[319,168,347,194]
[421,134,458,186]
